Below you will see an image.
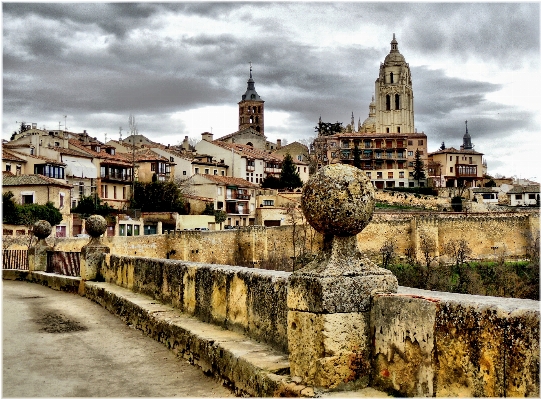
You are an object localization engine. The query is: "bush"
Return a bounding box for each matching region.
[2,192,63,227]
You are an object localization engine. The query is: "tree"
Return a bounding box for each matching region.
[485,179,496,187]
[444,239,472,269]
[380,238,397,269]
[132,181,186,213]
[3,192,19,224]
[419,234,438,287]
[353,141,362,169]
[202,203,227,228]
[413,149,426,185]
[315,120,343,136]
[71,194,114,219]
[260,175,281,189]
[3,192,63,227]
[279,153,302,190]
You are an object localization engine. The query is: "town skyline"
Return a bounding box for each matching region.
[3,2,539,180]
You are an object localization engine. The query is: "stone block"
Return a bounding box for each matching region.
[288,310,370,389]
[288,273,397,313]
[371,294,437,397]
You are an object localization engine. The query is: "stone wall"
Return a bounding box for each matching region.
[101,255,290,352]
[3,211,537,264]
[98,255,539,396]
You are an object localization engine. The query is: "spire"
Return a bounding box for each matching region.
[391,33,398,52]
[463,120,473,150]
[241,61,261,101]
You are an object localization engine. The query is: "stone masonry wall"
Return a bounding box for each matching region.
[101,255,290,352]
[3,212,537,264]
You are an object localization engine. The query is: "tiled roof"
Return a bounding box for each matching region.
[51,146,94,158]
[132,148,171,162]
[200,174,258,188]
[215,127,262,142]
[184,194,214,202]
[212,141,282,162]
[507,185,540,194]
[429,147,484,156]
[69,139,132,166]
[6,149,65,165]
[2,149,27,162]
[3,174,73,188]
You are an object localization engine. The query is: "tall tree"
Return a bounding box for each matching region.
[413,149,426,185]
[353,140,362,169]
[279,153,303,190]
[315,120,343,136]
[132,181,187,213]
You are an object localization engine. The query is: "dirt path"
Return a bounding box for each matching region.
[2,280,235,397]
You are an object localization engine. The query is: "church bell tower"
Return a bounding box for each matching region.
[238,62,264,135]
[374,34,415,134]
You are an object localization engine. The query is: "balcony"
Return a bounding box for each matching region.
[101,172,131,182]
[226,193,251,201]
[456,164,478,177]
[246,165,255,172]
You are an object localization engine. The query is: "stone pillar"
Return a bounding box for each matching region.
[157,221,163,235]
[80,215,110,281]
[28,220,53,272]
[287,164,398,390]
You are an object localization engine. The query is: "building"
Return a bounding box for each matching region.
[312,34,429,188]
[2,149,27,176]
[2,174,73,237]
[428,122,486,188]
[188,174,258,227]
[506,185,540,207]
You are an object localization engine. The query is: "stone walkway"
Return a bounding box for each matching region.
[2,280,234,397]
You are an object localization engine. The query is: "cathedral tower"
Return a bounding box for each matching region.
[374,34,414,134]
[238,62,264,135]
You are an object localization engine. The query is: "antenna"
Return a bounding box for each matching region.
[64,115,67,131]
[104,132,108,143]
[119,126,123,141]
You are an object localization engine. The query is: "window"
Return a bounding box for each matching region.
[134,225,140,236]
[408,140,413,145]
[170,156,174,162]
[194,168,199,174]
[386,127,390,133]
[79,182,84,197]
[221,171,225,176]
[183,171,187,175]
[409,182,415,187]
[127,224,133,236]
[377,172,382,179]
[408,151,413,157]
[386,95,391,110]
[151,163,156,172]
[263,200,274,206]
[217,201,223,210]
[450,156,453,161]
[214,170,218,175]
[418,151,424,155]
[205,168,209,174]
[399,182,405,187]
[395,94,400,109]
[418,140,424,145]
[5,164,11,172]
[515,194,523,200]
[59,192,65,208]
[297,155,302,161]
[388,172,393,179]
[366,172,372,178]
[22,193,34,204]
[397,127,401,133]
[528,194,535,200]
[390,72,394,83]
[399,171,404,178]
[113,186,117,199]
[101,185,107,198]
[217,187,223,195]
[123,187,126,199]
[30,148,34,155]
[450,167,453,173]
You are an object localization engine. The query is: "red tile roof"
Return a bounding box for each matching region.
[3,174,73,188]
[200,174,258,188]
[2,149,27,162]
[6,149,65,165]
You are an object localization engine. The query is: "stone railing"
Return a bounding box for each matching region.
[21,164,539,397]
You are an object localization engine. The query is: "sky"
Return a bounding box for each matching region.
[3,2,540,180]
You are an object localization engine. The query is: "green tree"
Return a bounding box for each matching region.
[132,181,186,213]
[353,141,362,169]
[71,194,114,219]
[315,120,343,136]
[2,191,19,224]
[279,153,303,191]
[413,149,426,185]
[260,175,282,189]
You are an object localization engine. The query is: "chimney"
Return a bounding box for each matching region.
[202,132,213,142]
[182,136,189,150]
[277,139,282,149]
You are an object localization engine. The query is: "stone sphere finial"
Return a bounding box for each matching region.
[33,220,52,239]
[85,215,107,238]
[301,164,375,237]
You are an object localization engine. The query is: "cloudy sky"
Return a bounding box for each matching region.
[3,2,540,180]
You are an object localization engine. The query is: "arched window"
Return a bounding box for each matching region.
[397,127,401,133]
[253,106,256,113]
[390,72,394,83]
[395,94,400,110]
[255,116,259,123]
[249,116,253,123]
[386,95,391,110]
[258,106,261,113]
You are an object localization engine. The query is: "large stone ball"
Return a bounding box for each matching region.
[85,215,108,238]
[301,164,375,237]
[33,220,52,239]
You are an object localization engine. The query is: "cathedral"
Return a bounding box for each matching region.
[313,34,429,189]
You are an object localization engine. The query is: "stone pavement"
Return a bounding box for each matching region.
[2,280,234,397]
